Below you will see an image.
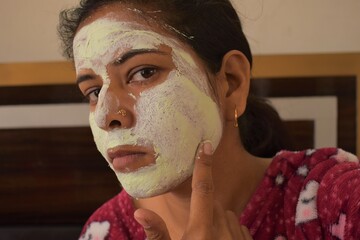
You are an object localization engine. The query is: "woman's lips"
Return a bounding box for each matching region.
[107,145,157,173]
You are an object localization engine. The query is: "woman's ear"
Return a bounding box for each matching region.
[216,50,251,122]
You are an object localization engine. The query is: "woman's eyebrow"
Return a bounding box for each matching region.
[113,48,167,65]
[76,49,167,84]
[76,74,96,84]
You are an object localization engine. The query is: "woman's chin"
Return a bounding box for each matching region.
[122,172,193,199]
[125,185,173,199]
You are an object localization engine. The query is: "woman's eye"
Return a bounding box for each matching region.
[85,88,101,104]
[130,67,158,83]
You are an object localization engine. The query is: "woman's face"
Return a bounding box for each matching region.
[74,5,223,198]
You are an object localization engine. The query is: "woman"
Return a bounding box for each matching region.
[58,0,360,239]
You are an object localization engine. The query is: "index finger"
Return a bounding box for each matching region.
[188,141,215,227]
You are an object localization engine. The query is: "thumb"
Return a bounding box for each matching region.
[134,208,171,240]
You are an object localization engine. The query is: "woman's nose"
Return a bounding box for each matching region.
[108,109,127,129]
[99,107,132,131]
[93,88,132,131]
[95,106,131,131]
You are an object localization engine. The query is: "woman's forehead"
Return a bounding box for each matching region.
[77,3,165,37]
[73,18,176,63]
[73,7,202,68]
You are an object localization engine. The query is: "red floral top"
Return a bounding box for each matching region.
[79,148,360,240]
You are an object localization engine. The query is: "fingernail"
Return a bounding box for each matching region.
[203,141,214,155]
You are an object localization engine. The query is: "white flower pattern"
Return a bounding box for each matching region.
[79,221,110,240]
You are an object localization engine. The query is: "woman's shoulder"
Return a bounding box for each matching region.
[79,190,145,240]
[275,148,360,239]
[260,148,358,195]
[241,148,360,239]
[267,148,359,183]
[244,148,359,211]
[272,147,357,169]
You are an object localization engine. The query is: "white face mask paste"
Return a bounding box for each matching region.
[73,17,223,198]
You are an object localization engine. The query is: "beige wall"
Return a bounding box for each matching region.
[1,0,360,63]
[235,0,360,55]
[0,0,78,63]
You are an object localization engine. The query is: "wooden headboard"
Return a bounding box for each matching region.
[0,54,359,237]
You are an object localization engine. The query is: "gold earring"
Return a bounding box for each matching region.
[117,109,127,117]
[234,107,239,128]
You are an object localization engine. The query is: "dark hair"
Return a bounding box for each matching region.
[238,96,292,157]
[58,0,252,72]
[58,0,291,157]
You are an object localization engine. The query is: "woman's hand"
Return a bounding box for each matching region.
[134,141,253,239]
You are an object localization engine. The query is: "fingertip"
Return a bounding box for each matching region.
[134,209,151,229]
[134,209,171,239]
[240,225,252,237]
[134,208,144,219]
[203,140,214,155]
[195,141,213,168]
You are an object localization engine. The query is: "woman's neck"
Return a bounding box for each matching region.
[134,126,271,237]
[134,180,193,238]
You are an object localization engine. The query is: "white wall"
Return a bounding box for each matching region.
[0,0,78,63]
[236,0,360,55]
[1,0,359,63]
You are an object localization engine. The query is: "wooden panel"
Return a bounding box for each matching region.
[0,84,118,226]
[284,120,314,151]
[1,54,359,87]
[251,76,357,154]
[0,226,81,240]
[0,83,121,226]
[252,54,360,78]
[0,127,120,225]
[251,53,360,154]
[0,62,75,87]
[0,84,82,105]
[1,54,359,153]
